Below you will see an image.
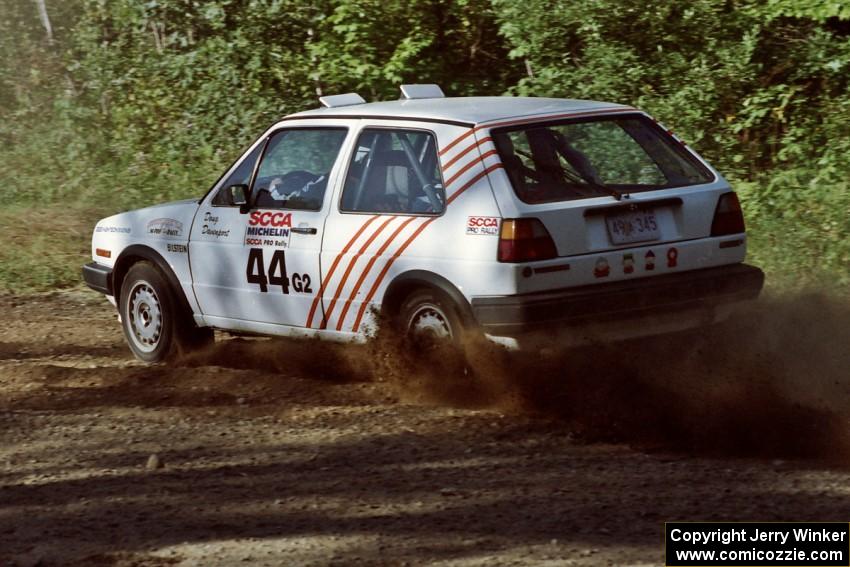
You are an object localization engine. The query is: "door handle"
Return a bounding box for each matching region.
[291,226,318,235]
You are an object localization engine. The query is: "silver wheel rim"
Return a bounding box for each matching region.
[126,280,163,353]
[407,303,453,342]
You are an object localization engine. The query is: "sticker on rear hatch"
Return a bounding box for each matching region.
[667,247,678,268]
[594,257,610,278]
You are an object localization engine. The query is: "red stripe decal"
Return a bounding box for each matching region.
[447,163,504,205]
[334,217,418,331]
[349,168,507,334]
[306,215,380,328]
[442,136,492,170]
[352,217,438,333]
[321,216,396,329]
[438,128,476,157]
[348,166,503,333]
[444,149,498,188]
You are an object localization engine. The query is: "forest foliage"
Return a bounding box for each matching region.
[0,0,848,291]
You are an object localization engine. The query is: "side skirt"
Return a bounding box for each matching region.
[200,315,367,344]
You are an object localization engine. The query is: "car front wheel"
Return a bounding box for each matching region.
[119,261,211,362]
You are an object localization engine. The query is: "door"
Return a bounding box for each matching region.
[314,125,448,334]
[190,124,350,327]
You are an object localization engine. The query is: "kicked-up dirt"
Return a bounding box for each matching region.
[1,289,850,566]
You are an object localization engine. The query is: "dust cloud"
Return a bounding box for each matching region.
[185,293,850,462]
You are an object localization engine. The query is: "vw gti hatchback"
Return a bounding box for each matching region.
[83,85,764,361]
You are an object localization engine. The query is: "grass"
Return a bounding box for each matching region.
[738,180,850,294]
[0,205,105,293]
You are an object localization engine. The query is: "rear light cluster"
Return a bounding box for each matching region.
[711,192,746,236]
[498,218,557,263]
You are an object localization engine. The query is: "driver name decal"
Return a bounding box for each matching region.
[201,211,230,238]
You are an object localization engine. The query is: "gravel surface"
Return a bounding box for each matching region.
[1,290,849,566]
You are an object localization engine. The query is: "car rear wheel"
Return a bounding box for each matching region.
[119,261,212,362]
[398,288,465,348]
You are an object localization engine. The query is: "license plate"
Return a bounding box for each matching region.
[605,210,660,245]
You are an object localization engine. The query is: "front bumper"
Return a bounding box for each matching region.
[471,263,764,336]
[82,262,114,295]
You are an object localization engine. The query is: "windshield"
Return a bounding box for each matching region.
[492,114,714,204]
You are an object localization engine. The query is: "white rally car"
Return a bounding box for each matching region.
[83,85,764,362]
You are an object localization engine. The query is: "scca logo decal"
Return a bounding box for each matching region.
[466,216,500,235]
[249,211,293,227]
[467,216,498,228]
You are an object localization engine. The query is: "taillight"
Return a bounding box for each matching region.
[711,192,745,236]
[498,218,557,263]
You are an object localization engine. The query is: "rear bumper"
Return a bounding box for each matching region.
[82,262,113,295]
[471,263,764,336]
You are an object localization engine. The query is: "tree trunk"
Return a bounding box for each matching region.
[34,0,54,44]
[34,0,78,96]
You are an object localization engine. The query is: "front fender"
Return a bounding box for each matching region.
[113,245,196,319]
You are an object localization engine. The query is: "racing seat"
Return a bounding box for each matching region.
[359,150,413,212]
[495,135,540,195]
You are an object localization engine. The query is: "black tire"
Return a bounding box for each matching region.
[397,288,466,347]
[119,261,212,362]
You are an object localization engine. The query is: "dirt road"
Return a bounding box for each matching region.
[1,290,850,566]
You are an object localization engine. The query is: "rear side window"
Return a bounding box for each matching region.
[251,128,348,211]
[492,115,713,204]
[340,128,445,215]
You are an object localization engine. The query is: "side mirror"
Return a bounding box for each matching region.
[227,184,248,206]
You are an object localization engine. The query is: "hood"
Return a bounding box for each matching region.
[93,199,200,242]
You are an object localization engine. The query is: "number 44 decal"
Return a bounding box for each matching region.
[246,248,313,294]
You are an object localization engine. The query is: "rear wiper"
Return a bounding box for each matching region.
[548,157,625,201]
[549,135,626,201]
[576,172,624,201]
[515,143,625,200]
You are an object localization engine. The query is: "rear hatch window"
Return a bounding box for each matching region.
[492,114,714,204]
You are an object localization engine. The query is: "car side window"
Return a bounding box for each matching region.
[251,128,348,211]
[340,128,445,215]
[211,143,264,206]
